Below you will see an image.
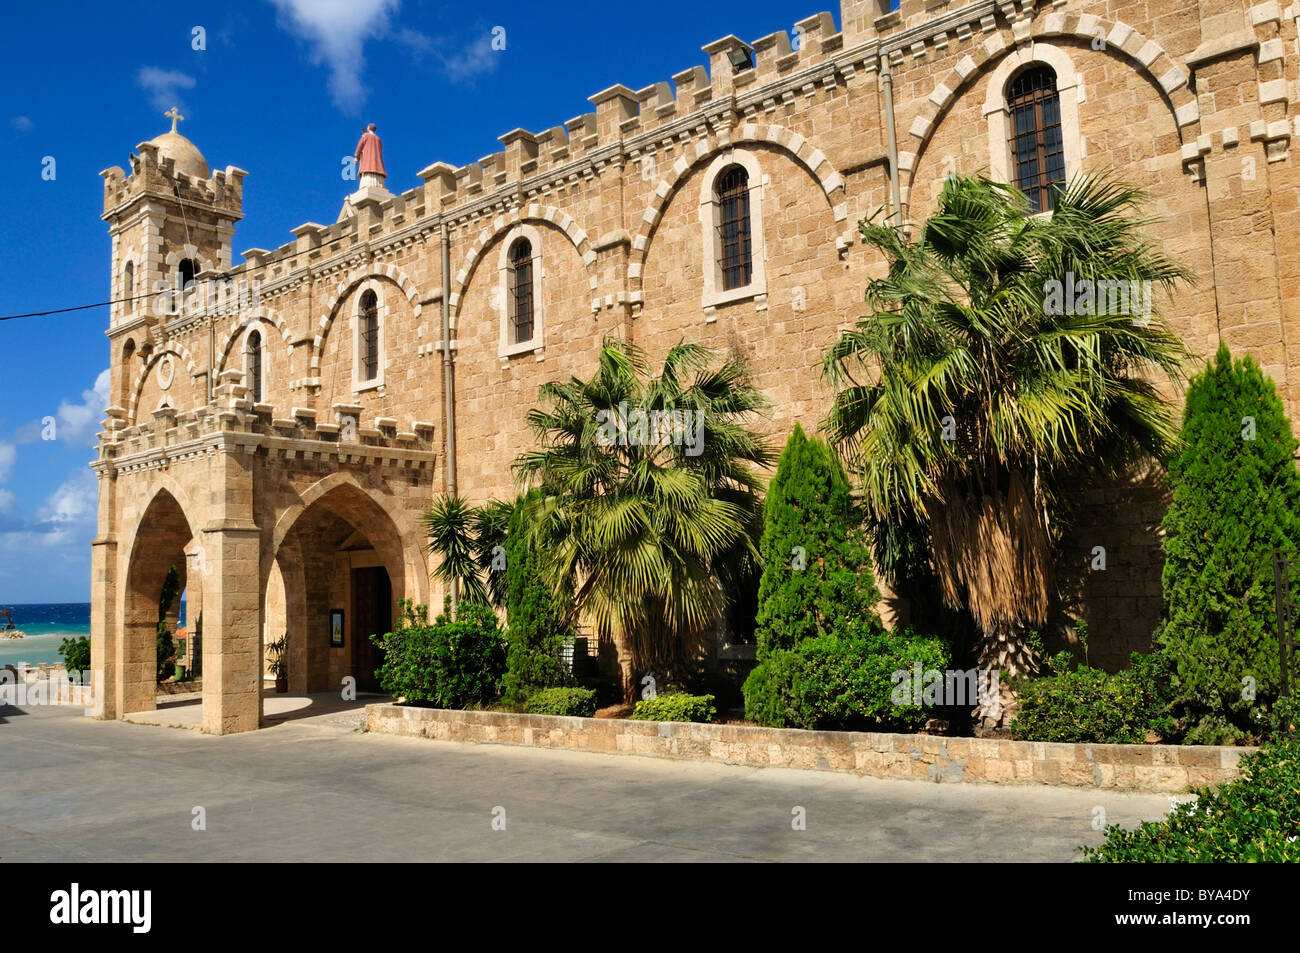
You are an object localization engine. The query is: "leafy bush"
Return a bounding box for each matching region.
[502,499,573,709]
[754,425,884,655]
[1083,698,1300,862]
[58,636,90,673]
[1011,651,1172,744]
[744,627,950,730]
[524,687,598,717]
[1158,344,1300,743]
[631,692,717,723]
[371,600,506,709]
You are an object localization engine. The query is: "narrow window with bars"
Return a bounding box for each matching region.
[246,329,263,404]
[123,261,134,314]
[359,290,379,381]
[508,238,535,344]
[716,166,753,291]
[1007,66,1065,214]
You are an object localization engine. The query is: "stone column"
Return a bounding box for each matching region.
[1188,6,1293,390]
[200,439,262,734]
[183,542,205,672]
[88,536,117,719]
[89,466,117,719]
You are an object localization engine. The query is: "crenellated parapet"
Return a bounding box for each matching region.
[100,142,245,223]
[96,366,439,474]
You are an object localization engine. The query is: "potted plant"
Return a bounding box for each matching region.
[267,634,288,693]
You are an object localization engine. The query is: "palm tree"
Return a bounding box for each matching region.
[822,173,1190,720]
[514,338,771,699]
[422,495,513,610]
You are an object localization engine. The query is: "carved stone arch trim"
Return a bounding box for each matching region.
[214,306,292,376]
[126,342,199,424]
[980,43,1086,190]
[163,247,214,277]
[310,265,423,373]
[448,206,596,329]
[903,17,1197,205]
[627,122,849,300]
[120,479,201,571]
[263,470,430,607]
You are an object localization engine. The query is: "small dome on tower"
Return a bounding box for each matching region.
[146,108,208,179]
[148,130,209,179]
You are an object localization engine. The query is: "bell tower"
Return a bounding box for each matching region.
[99,109,246,408]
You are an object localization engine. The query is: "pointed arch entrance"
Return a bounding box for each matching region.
[120,488,193,717]
[267,480,411,695]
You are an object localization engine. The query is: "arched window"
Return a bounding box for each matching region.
[359,290,379,383]
[119,339,136,407]
[178,258,198,289]
[1007,66,1065,213]
[508,238,535,345]
[245,329,263,404]
[123,261,135,314]
[715,166,753,291]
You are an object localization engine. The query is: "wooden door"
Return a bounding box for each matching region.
[350,567,391,693]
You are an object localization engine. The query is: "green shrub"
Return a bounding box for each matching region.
[502,499,573,709]
[58,636,90,673]
[524,687,598,717]
[754,425,883,656]
[1011,651,1172,744]
[744,627,950,730]
[1158,344,1300,743]
[742,649,802,727]
[630,692,717,723]
[1083,698,1300,862]
[371,600,506,709]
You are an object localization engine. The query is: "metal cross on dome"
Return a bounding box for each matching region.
[165,107,184,133]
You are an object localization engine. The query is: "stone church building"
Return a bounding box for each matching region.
[90,0,1300,732]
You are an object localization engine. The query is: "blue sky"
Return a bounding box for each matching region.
[0,0,834,602]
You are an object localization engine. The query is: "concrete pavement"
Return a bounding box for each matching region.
[0,701,1173,862]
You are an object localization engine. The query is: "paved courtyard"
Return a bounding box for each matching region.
[1,700,1173,862]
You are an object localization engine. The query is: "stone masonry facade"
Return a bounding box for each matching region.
[92,0,1300,731]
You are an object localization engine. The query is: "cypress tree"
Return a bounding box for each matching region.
[753,424,883,657]
[502,499,573,709]
[1159,344,1300,743]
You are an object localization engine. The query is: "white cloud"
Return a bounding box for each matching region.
[10,116,33,132]
[17,369,110,447]
[137,67,197,114]
[39,470,98,526]
[55,369,111,446]
[0,489,12,513]
[0,441,13,483]
[270,0,400,115]
[435,32,499,84]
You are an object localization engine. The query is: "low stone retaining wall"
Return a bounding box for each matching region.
[365,704,1255,792]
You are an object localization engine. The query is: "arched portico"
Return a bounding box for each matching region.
[265,477,424,695]
[118,488,192,717]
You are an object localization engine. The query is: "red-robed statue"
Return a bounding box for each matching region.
[354,123,387,187]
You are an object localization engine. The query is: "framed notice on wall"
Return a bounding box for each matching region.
[329,609,345,648]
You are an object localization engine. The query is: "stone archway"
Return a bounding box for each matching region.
[267,482,411,696]
[120,489,193,716]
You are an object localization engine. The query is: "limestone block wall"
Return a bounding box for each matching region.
[96,0,1300,698]
[366,704,1255,792]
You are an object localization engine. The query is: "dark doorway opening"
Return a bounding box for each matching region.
[350,567,391,693]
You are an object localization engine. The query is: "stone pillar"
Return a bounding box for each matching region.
[184,542,205,672]
[200,441,262,734]
[1188,8,1293,389]
[119,593,159,715]
[88,536,117,719]
[89,466,118,719]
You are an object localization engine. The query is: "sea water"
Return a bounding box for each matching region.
[0,603,91,667]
